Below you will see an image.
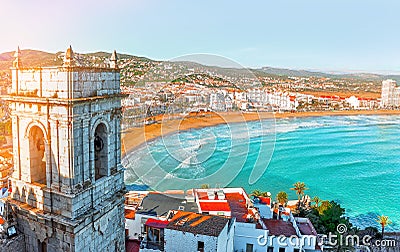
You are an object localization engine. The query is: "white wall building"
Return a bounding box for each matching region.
[346,96,360,109]
[163,211,234,252]
[210,91,231,111]
[246,88,298,111]
[381,79,400,108]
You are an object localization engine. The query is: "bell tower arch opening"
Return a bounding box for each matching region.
[28,125,47,185]
[94,123,108,180]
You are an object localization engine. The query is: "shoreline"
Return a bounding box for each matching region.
[121,109,400,156]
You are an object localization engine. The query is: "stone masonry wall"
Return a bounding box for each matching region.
[11,67,120,99]
[0,234,26,252]
[74,199,125,252]
[14,196,125,252]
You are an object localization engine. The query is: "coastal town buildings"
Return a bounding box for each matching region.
[0,47,126,251]
[121,77,382,128]
[381,79,400,108]
[125,187,320,252]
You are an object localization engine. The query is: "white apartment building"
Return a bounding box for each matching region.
[381,79,400,108]
[246,88,298,111]
[210,91,233,111]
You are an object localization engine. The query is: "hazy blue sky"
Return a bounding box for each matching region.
[1,0,399,73]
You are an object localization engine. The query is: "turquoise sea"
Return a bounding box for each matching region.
[123,115,400,231]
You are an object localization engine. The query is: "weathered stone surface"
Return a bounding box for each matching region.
[0,234,26,252]
[4,51,125,251]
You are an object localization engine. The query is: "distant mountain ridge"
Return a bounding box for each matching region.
[259,66,400,82]
[0,49,151,71]
[0,49,399,82]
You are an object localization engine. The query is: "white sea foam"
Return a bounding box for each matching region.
[124,115,400,231]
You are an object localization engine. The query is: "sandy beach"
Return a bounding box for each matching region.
[121,110,400,156]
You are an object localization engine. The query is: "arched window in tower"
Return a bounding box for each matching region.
[29,126,47,185]
[94,123,108,180]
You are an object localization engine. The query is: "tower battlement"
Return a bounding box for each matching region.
[9,66,121,100]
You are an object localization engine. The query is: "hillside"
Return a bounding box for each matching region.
[259,66,400,82]
[1,49,398,80]
[0,50,62,73]
[0,49,151,71]
[0,49,396,95]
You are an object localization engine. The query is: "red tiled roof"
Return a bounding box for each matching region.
[297,221,318,236]
[262,219,297,237]
[145,218,169,229]
[199,201,230,212]
[166,211,229,237]
[225,193,249,223]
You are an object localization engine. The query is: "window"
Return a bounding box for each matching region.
[294,249,300,252]
[267,247,274,252]
[246,243,254,252]
[38,239,47,252]
[29,126,46,184]
[94,123,108,180]
[198,241,204,252]
[279,248,286,252]
[152,229,160,242]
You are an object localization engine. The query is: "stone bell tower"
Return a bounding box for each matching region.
[3,46,125,251]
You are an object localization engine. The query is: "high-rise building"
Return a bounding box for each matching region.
[3,47,125,251]
[381,79,400,108]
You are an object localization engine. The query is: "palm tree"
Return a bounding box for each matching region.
[312,196,321,208]
[317,200,331,215]
[200,184,210,189]
[261,191,271,197]
[276,191,288,207]
[376,215,392,237]
[251,190,262,198]
[290,182,308,208]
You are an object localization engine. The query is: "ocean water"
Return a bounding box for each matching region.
[123,115,400,231]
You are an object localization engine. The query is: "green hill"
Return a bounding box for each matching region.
[0,49,152,71]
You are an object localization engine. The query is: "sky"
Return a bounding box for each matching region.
[1,0,399,73]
